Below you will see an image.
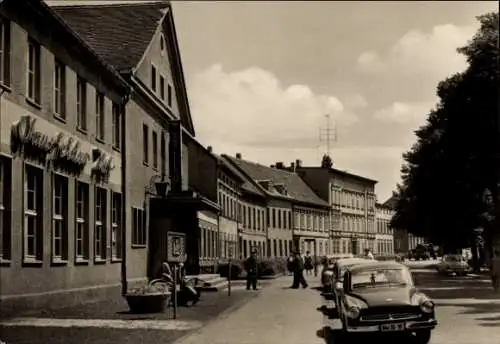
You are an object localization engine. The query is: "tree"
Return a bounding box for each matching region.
[321,154,333,168]
[391,12,499,254]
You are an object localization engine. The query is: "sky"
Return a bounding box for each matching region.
[47,0,498,201]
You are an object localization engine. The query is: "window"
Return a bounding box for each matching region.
[75,181,89,262]
[94,187,107,261]
[112,103,121,149]
[132,208,146,246]
[143,124,149,165]
[111,192,122,260]
[24,165,43,262]
[52,174,68,262]
[160,33,165,55]
[27,39,41,103]
[167,84,172,107]
[160,133,166,176]
[0,157,11,261]
[0,19,11,86]
[76,77,87,131]
[160,75,165,100]
[95,92,105,141]
[152,131,158,169]
[272,209,276,228]
[53,60,66,118]
[151,65,157,92]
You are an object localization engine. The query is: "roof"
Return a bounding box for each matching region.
[383,195,398,209]
[52,2,167,73]
[222,155,329,208]
[52,1,195,135]
[298,166,378,184]
[217,156,265,197]
[348,261,406,274]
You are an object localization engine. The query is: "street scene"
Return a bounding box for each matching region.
[0,0,499,343]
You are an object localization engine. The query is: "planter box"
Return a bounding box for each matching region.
[125,292,171,314]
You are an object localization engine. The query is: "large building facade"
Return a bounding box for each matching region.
[375,201,395,257]
[295,161,377,256]
[0,0,130,313]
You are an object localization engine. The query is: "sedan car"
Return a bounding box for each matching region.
[321,257,373,293]
[436,254,471,276]
[337,261,437,344]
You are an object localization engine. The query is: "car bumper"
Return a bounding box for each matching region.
[346,318,437,333]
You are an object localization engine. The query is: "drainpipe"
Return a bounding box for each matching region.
[120,91,131,296]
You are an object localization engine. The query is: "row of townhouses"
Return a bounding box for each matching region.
[0,0,413,315]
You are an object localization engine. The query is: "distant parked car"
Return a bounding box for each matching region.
[436,254,471,276]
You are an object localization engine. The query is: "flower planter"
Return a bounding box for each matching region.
[125,292,171,314]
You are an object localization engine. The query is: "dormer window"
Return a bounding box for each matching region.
[274,183,287,195]
[160,33,165,56]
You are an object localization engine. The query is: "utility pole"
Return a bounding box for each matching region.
[319,114,337,157]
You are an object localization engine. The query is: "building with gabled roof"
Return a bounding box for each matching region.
[54,1,217,279]
[223,154,331,259]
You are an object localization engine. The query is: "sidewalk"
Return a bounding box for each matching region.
[173,275,325,344]
[0,287,259,344]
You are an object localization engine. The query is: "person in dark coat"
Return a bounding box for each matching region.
[291,251,308,289]
[244,250,259,290]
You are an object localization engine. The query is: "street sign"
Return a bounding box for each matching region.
[167,231,186,263]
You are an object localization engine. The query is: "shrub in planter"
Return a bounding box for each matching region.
[218,259,244,279]
[258,257,288,277]
[125,283,171,314]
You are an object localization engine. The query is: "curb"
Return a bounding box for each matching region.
[171,290,260,344]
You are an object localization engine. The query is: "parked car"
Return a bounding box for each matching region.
[336,261,437,344]
[321,255,356,291]
[436,254,471,276]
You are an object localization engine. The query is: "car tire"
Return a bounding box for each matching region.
[412,329,431,344]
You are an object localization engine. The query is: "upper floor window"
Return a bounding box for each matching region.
[160,33,166,56]
[54,60,66,118]
[76,77,87,131]
[143,124,149,165]
[167,84,172,107]
[160,75,165,100]
[160,133,166,176]
[152,131,158,169]
[0,19,11,87]
[95,92,105,141]
[151,65,157,92]
[112,103,121,149]
[0,157,11,261]
[27,39,41,104]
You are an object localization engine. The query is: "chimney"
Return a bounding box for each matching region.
[295,159,302,168]
[275,162,284,169]
[290,162,295,172]
[207,146,213,153]
[236,153,242,159]
[270,164,275,168]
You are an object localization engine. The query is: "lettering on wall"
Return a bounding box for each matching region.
[10,116,114,181]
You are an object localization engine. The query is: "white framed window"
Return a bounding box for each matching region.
[52,174,68,262]
[95,92,105,141]
[76,77,87,131]
[75,181,89,262]
[112,103,121,149]
[0,156,11,261]
[27,38,41,104]
[111,192,122,260]
[94,187,107,261]
[54,59,66,118]
[0,19,11,87]
[132,207,146,247]
[24,165,43,262]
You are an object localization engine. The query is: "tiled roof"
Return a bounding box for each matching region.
[216,155,265,197]
[52,2,168,73]
[223,155,329,208]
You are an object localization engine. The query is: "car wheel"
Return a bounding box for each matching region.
[412,329,431,344]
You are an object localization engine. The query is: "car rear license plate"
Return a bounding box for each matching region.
[380,322,405,332]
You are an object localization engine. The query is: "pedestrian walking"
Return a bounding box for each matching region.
[287,254,295,276]
[490,249,500,292]
[364,248,375,260]
[244,249,259,291]
[291,251,308,289]
[304,251,314,275]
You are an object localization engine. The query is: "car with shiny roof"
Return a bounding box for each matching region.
[337,261,437,344]
[321,254,356,290]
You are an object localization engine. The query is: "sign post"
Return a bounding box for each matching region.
[172,264,177,320]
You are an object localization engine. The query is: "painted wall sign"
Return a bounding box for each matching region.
[10,115,114,180]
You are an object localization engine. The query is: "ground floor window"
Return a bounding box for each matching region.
[111,192,122,260]
[52,173,68,262]
[94,187,107,261]
[0,156,11,261]
[132,207,146,247]
[24,164,43,262]
[75,181,89,261]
